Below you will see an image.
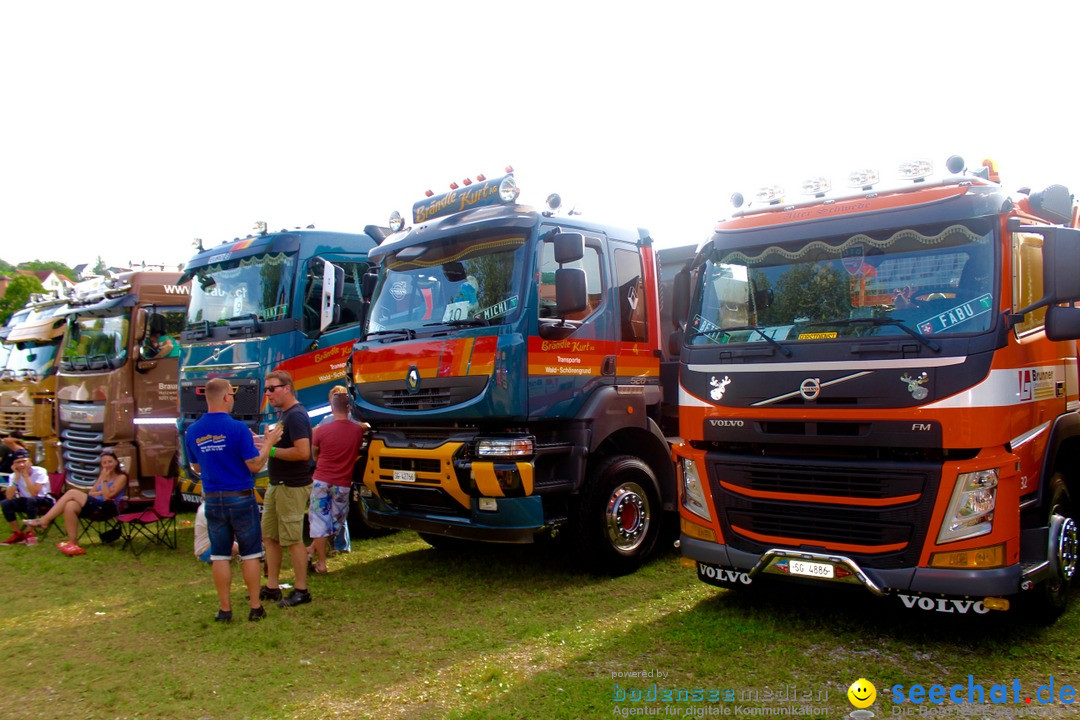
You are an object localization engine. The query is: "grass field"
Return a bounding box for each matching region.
[2,515,1079,720]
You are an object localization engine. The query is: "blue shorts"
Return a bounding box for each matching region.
[81,496,118,518]
[203,494,263,561]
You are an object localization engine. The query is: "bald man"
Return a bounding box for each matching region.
[185,378,281,622]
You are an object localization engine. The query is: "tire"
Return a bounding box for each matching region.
[1025,474,1078,622]
[574,455,662,576]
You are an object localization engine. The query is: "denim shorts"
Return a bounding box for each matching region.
[204,494,263,561]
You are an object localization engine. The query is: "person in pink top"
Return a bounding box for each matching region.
[307,390,365,574]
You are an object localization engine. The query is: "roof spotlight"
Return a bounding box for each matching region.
[546,193,562,212]
[946,155,966,174]
[731,192,745,209]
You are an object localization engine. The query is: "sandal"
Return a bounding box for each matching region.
[60,543,86,556]
[23,519,45,528]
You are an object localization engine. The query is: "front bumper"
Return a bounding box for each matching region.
[681,535,1022,598]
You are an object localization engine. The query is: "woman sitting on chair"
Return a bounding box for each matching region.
[25,449,128,556]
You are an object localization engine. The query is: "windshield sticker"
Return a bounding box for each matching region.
[475,296,519,321]
[389,280,408,300]
[842,245,866,276]
[258,304,287,322]
[918,293,992,334]
[691,315,727,341]
[797,331,838,340]
[442,300,474,322]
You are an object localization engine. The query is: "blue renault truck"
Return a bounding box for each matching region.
[347,171,694,574]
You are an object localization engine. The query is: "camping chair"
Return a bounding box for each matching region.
[35,474,67,540]
[118,476,177,556]
[76,496,123,545]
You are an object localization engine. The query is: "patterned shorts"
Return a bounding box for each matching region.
[308,480,350,539]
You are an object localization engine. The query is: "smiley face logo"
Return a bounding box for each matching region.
[847,678,876,708]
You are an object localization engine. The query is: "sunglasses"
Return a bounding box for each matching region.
[264,384,287,393]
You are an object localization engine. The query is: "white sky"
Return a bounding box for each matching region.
[3,1,1080,271]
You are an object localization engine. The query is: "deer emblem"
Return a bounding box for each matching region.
[710,375,732,401]
[901,372,929,400]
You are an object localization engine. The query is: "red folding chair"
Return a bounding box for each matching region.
[35,474,67,539]
[118,476,177,556]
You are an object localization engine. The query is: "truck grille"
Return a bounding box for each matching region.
[710,453,939,569]
[380,387,454,410]
[358,376,489,411]
[60,429,104,487]
[377,483,469,517]
[380,456,442,474]
[180,379,263,418]
[0,408,31,434]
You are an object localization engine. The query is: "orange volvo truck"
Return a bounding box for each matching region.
[56,272,190,497]
[673,156,1080,619]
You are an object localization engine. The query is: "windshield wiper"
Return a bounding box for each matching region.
[806,316,941,353]
[687,324,792,357]
[423,318,490,328]
[366,329,416,341]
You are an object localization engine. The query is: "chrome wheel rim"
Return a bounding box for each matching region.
[605,482,651,556]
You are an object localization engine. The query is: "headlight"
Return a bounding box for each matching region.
[476,437,533,458]
[938,468,998,543]
[680,457,711,522]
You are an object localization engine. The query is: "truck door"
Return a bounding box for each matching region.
[530,229,612,418]
[134,306,185,479]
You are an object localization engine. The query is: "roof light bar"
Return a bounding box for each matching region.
[800,176,832,196]
[388,211,405,233]
[755,185,785,205]
[898,159,933,181]
[847,169,880,189]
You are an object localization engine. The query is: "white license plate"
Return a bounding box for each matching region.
[393,470,416,482]
[789,560,835,579]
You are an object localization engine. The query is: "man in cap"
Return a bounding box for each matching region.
[1,449,52,546]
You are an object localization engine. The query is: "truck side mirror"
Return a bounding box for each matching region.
[320,261,345,333]
[133,308,148,342]
[553,232,585,264]
[361,271,378,301]
[673,268,691,329]
[555,268,587,315]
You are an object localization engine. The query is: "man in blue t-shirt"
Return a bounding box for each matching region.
[186,378,280,623]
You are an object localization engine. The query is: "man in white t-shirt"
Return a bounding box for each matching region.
[1,450,52,546]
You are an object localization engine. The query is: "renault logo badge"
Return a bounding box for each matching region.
[406,366,420,393]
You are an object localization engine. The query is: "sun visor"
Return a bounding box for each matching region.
[58,293,137,316]
[6,315,66,343]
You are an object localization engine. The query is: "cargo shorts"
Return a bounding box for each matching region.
[261,483,312,547]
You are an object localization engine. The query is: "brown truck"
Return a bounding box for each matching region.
[56,272,190,497]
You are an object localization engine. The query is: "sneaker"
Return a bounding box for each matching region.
[60,543,86,556]
[215,610,233,623]
[277,588,312,608]
[1,531,24,546]
[248,605,267,622]
[259,585,282,602]
[23,530,37,546]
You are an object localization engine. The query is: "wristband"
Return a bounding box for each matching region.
[270,447,276,458]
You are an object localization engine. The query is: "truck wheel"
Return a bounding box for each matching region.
[1027,474,1078,622]
[575,455,661,576]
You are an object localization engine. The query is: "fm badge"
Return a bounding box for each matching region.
[901,372,929,400]
[406,366,420,393]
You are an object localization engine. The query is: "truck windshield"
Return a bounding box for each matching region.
[186,252,296,326]
[4,342,58,378]
[61,313,130,370]
[367,234,527,333]
[690,219,996,345]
